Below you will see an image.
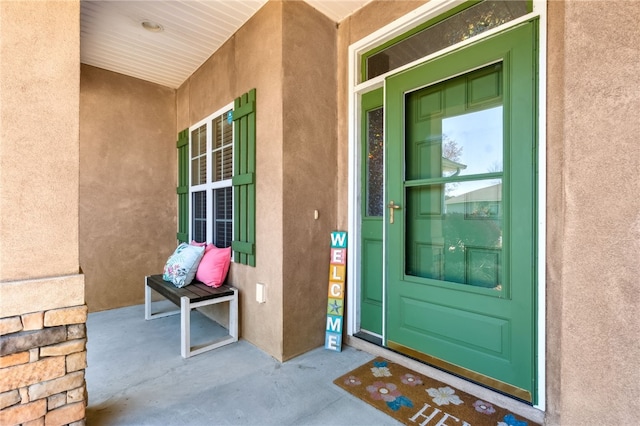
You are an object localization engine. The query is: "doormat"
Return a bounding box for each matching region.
[334,357,540,426]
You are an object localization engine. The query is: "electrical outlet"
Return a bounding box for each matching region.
[256,283,266,303]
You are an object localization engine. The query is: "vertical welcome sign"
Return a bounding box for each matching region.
[325,231,347,352]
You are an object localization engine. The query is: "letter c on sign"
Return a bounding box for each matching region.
[330,283,342,297]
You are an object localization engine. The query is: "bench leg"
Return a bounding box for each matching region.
[145,276,180,320]
[145,277,152,320]
[230,288,238,342]
[181,296,190,358]
[181,292,239,358]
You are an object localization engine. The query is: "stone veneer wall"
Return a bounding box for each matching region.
[0,306,87,425]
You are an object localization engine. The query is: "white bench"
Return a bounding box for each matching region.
[144,274,238,358]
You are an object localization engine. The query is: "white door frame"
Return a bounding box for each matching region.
[345,0,547,410]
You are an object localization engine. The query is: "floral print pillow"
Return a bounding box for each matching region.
[163,243,206,288]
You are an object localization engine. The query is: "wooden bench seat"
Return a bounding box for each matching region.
[144,274,238,358]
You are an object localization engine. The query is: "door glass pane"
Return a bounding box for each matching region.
[442,107,503,177]
[366,107,384,216]
[406,63,503,180]
[365,0,528,80]
[406,179,502,289]
[405,64,503,290]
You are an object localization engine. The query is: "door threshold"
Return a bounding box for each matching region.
[353,331,382,346]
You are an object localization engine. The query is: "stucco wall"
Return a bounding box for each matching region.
[79,65,176,312]
[177,1,285,359]
[281,1,338,359]
[0,0,85,312]
[546,1,640,424]
[0,1,82,283]
[544,2,565,422]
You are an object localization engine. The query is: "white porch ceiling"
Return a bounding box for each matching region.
[80,0,371,88]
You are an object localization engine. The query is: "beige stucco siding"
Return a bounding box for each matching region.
[177,1,285,359]
[281,1,338,359]
[545,1,640,424]
[544,1,566,422]
[0,1,81,282]
[79,65,177,312]
[0,0,85,318]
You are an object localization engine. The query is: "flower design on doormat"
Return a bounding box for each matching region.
[401,373,423,386]
[426,386,464,406]
[370,360,392,377]
[473,399,496,415]
[498,414,528,426]
[343,375,361,387]
[366,381,414,411]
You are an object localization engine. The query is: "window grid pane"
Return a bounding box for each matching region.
[192,191,207,244]
[212,111,233,183]
[191,124,207,185]
[213,187,233,248]
[222,147,233,179]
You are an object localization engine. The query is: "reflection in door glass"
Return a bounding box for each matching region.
[445,180,502,218]
[367,107,384,217]
[442,107,502,177]
[406,179,502,289]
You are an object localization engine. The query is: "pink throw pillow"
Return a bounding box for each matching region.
[196,245,231,288]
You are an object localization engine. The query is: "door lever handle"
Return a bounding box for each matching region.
[388,200,402,224]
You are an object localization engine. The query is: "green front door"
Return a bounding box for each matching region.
[385,22,537,402]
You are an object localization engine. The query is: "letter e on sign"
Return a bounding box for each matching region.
[325,333,341,351]
[330,248,346,265]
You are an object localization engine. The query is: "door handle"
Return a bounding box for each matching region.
[388,200,402,224]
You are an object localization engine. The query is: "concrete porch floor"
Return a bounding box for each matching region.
[86,303,544,425]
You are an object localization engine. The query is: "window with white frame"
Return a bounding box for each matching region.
[189,105,234,248]
[176,89,255,265]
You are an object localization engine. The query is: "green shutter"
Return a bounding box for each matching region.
[176,128,189,243]
[231,89,256,266]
